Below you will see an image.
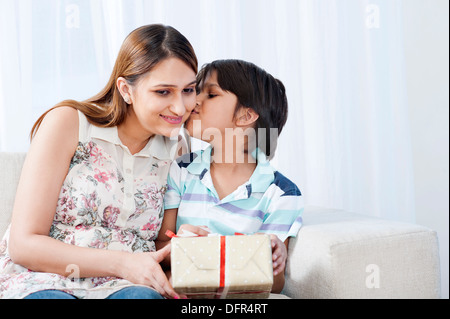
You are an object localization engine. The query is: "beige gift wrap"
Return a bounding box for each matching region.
[171,234,273,299]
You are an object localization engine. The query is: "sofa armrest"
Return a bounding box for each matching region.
[0,152,26,238]
[283,206,441,299]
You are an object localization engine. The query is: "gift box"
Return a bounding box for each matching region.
[170,234,273,299]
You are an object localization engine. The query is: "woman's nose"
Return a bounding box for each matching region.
[170,94,186,116]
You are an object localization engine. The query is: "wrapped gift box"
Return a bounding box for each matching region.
[171,234,273,299]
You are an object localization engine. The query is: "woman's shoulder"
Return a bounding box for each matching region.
[39,106,79,130]
[32,106,79,152]
[44,105,79,122]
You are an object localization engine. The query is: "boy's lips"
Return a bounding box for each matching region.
[160,114,183,124]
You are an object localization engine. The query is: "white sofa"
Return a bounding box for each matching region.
[0,152,441,298]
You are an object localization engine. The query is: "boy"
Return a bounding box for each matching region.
[157,60,303,293]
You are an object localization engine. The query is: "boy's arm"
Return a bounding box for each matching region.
[260,178,303,293]
[155,208,211,268]
[156,158,184,266]
[156,208,179,267]
[271,238,289,294]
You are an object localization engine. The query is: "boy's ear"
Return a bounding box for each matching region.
[235,107,259,127]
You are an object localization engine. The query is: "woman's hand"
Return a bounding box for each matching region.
[119,244,182,299]
[270,235,288,276]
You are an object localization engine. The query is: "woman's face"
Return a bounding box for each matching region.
[186,70,238,142]
[127,57,197,138]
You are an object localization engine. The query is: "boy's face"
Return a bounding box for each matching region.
[186,70,238,143]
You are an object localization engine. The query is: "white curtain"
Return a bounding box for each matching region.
[0,0,415,222]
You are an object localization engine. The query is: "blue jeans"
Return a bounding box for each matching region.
[24,286,164,299]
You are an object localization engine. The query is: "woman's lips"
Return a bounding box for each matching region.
[160,114,183,124]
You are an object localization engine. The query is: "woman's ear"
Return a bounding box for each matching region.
[117,77,133,104]
[235,107,259,127]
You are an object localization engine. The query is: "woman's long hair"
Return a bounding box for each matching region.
[30,24,198,139]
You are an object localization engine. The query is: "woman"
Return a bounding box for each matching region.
[0,24,197,299]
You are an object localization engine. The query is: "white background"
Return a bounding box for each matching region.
[402,0,448,299]
[0,0,448,298]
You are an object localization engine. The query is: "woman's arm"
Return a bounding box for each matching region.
[9,106,82,274]
[8,107,179,298]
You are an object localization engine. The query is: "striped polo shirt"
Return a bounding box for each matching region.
[164,146,303,242]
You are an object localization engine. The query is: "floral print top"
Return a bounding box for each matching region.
[0,111,177,299]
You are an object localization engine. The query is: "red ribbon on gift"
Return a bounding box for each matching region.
[165,229,177,238]
[219,235,226,288]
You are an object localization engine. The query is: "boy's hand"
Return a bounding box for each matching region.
[270,234,287,276]
[177,224,211,237]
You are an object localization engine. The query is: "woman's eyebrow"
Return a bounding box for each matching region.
[152,80,197,88]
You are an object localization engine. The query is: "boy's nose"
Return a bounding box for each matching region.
[195,92,205,105]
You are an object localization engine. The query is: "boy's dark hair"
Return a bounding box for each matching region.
[196,59,288,160]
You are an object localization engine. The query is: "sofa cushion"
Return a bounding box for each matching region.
[283,206,441,298]
[0,152,26,238]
